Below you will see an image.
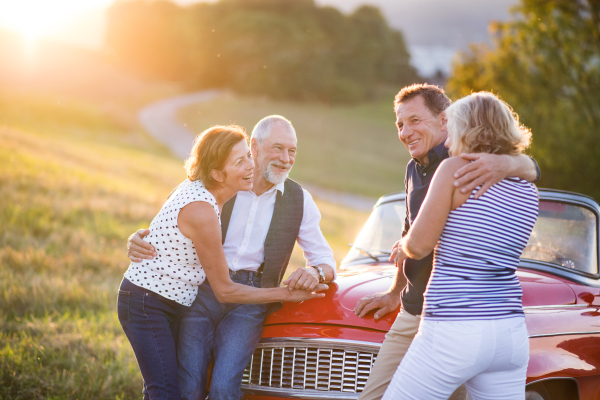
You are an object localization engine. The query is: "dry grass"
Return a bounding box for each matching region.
[0,90,369,399]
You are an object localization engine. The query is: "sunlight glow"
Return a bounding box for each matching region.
[0,0,111,41]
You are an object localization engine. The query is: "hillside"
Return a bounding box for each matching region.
[0,91,368,398]
[178,91,410,198]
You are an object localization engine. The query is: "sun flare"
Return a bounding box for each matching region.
[0,0,110,42]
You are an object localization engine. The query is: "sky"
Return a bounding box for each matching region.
[0,0,517,76]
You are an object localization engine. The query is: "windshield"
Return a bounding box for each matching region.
[523,201,598,274]
[343,199,598,275]
[342,200,405,264]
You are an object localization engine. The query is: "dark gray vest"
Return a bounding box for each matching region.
[221,179,304,312]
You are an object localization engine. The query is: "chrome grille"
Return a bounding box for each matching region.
[241,338,380,398]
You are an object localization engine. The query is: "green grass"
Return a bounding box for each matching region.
[178,91,411,198]
[0,91,369,399]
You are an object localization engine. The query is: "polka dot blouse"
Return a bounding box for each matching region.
[124,179,220,306]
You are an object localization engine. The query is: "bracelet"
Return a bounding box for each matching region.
[309,265,325,283]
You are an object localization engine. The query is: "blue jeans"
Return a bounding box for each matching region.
[117,277,189,400]
[178,270,270,400]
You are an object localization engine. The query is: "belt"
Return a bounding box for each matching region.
[229,263,264,279]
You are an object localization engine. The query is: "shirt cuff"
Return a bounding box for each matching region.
[309,258,337,279]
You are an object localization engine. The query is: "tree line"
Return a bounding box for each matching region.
[447,0,600,200]
[105,0,418,103]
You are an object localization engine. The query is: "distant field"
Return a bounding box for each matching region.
[0,91,368,399]
[178,91,411,198]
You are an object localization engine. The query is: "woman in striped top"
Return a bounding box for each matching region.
[383,92,538,400]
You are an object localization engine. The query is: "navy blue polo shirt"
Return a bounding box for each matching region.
[401,142,449,316]
[400,143,541,316]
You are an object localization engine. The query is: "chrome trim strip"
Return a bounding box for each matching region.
[303,346,307,390]
[523,304,589,309]
[353,352,358,393]
[257,337,382,350]
[268,348,273,387]
[241,386,360,400]
[259,348,264,385]
[317,347,321,390]
[529,330,600,338]
[280,347,285,388]
[248,347,254,380]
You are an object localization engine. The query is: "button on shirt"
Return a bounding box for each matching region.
[222,181,336,274]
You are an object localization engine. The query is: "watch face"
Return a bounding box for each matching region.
[311,266,325,283]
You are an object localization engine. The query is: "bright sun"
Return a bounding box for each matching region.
[0,0,110,41]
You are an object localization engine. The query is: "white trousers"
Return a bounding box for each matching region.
[382,317,529,400]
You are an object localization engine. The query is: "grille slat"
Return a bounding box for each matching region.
[241,340,378,395]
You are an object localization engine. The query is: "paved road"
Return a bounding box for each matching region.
[138,91,376,212]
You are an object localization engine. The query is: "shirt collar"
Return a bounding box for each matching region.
[263,181,285,195]
[414,141,449,167]
[432,141,449,161]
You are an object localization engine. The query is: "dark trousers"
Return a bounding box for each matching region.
[177,270,270,400]
[117,277,189,400]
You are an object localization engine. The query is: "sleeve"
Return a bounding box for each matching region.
[529,155,541,183]
[296,189,337,277]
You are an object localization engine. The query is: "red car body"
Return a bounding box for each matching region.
[242,190,600,400]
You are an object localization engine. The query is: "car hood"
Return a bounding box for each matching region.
[264,261,577,333]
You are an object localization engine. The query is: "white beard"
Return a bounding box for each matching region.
[263,160,292,185]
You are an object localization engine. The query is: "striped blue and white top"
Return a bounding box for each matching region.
[424,177,539,320]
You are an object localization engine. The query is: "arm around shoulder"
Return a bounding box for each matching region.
[512,154,540,183]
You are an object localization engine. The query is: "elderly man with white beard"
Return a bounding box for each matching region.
[127,115,336,400]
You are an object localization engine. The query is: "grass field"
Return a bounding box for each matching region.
[178,91,411,198]
[0,90,369,399]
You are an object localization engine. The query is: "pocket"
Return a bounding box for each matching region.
[432,321,483,373]
[117,290,131,327]
[509,321,529,368]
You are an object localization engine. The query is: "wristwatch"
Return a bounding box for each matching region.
[310,266,326,283]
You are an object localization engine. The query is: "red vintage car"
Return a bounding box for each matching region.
[241,189,600,400]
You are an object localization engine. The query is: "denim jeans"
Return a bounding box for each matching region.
[177,270,270,400]
[117,277,189,400]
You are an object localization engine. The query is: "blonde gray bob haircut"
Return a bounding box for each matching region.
[446,92,532,156]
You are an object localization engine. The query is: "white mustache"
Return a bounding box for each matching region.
[270,161,292,170]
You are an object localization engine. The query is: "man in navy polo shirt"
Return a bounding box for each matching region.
[354,84,540,400]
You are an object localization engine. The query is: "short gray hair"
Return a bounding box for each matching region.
[251,115,296,145]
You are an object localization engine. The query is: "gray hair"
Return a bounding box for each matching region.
[251,115,296,145]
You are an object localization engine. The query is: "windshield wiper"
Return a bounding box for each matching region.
[348,243,391,262]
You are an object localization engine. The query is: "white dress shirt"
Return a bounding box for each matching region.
[223,181,336,275]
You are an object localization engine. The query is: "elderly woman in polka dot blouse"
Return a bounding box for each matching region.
[116,125,327,400]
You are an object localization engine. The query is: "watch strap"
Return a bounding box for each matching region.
[310,266,325,283]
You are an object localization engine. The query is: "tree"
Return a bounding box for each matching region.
[105,0,418,103]
[447,0,600,200]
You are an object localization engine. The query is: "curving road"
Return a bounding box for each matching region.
[138,91,376,212]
